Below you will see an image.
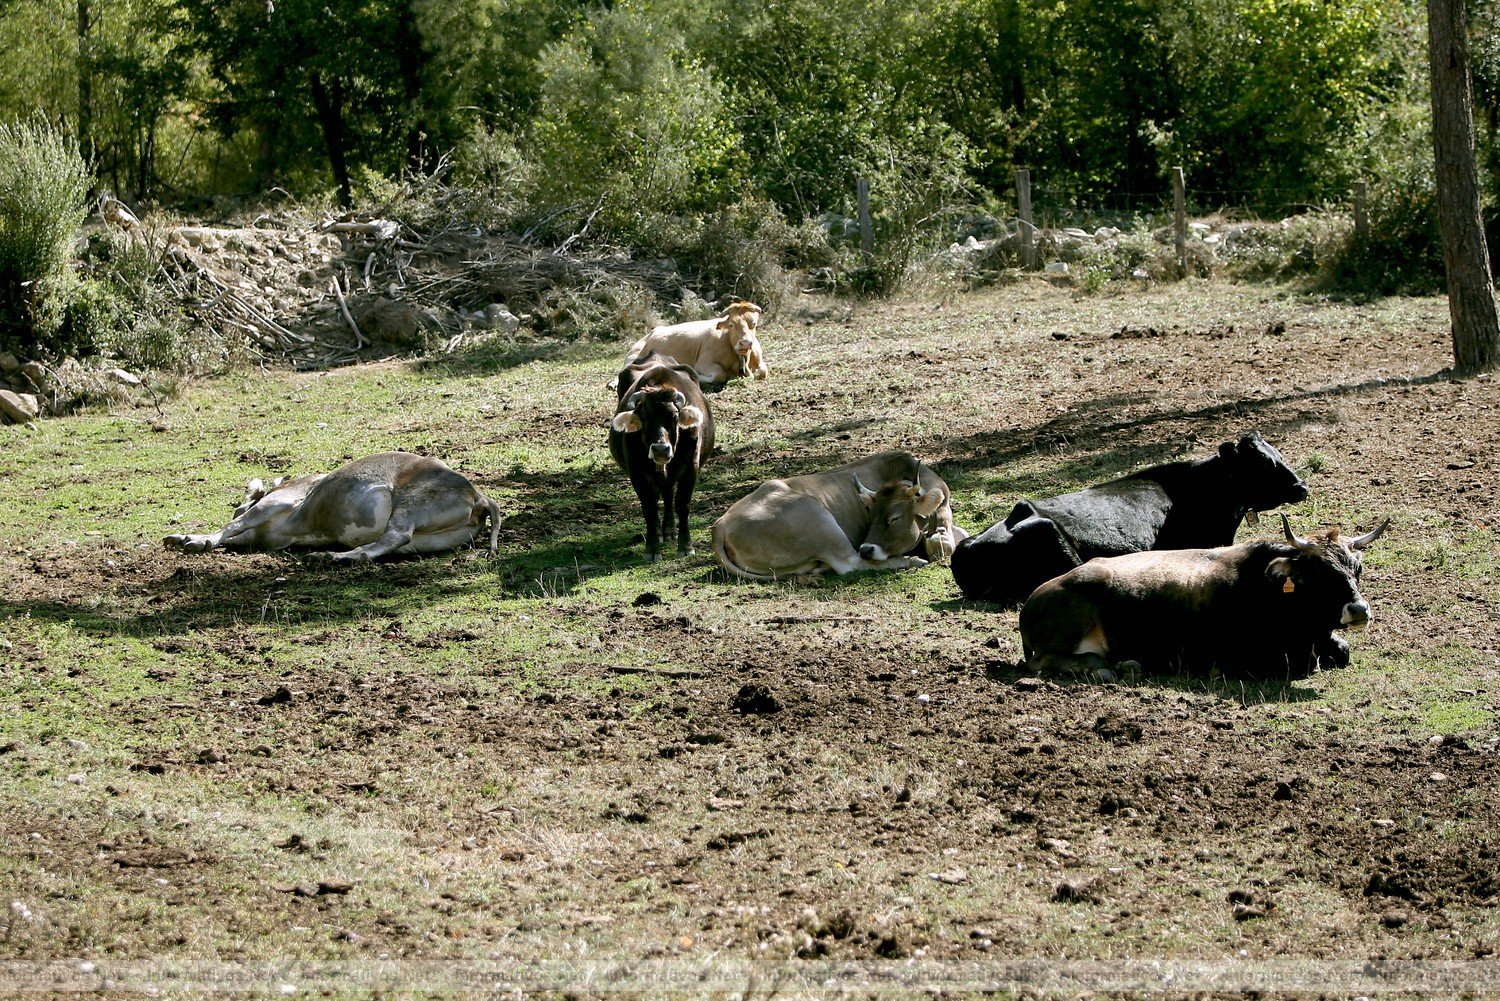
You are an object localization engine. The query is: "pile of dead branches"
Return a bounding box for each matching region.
[152,211,687,370]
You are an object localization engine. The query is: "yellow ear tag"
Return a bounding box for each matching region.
[1282,578,1296,594]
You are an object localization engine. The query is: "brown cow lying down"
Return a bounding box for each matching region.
[163,452,501,563]
[621,300,767,388]
[713,450,967,580]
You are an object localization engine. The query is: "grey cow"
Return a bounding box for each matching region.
[163,452,501,563]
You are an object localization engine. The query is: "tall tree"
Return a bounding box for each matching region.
[1429,0,1500,373]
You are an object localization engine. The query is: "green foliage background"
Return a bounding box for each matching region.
[0,0,1459,218]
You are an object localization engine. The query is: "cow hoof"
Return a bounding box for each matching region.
[1319,639,1351,668]
[162,535,186,550]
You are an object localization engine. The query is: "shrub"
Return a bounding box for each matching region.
[0,119,91,357]
[820,123,976,297]
[70,229,225,373]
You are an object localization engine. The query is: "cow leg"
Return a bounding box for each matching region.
[163,496,303,553]
[628,467,663,560]
[821,550,929,576]
[1029,651,1109,676]
[659,477,677,553]
[693,362,731,386]
[1314,633,1351,668]
[673,465,697,556]
[323,526,412,564]
[324,491,483,562]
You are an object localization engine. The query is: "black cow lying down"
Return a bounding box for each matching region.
[1020,515,1388,680]
[951,431,1308,606]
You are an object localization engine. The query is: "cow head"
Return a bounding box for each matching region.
[855,477,948,562]
[1266,514,1388,630]
[718,301,766,378]
[1220,432,1309,512]
[612,387,703,467]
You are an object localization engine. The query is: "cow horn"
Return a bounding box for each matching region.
[672,390,686,407]
[1348,517,1390,550]
[853,474,876,502]
[1281,514,1317,551]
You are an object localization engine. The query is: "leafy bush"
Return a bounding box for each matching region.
[1323,183,1442,296]
[69,229,228,373]
[524,5,741,229]
[628,197,806,312]
[839,123,976,296]
[0,119,90,356]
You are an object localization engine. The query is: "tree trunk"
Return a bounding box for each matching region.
[1429,0,1500,373]
[76,0,92,174]
[309,71,352,207]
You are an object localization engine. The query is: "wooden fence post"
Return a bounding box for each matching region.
[856,177,873,258]
[1172,166,1187,277]
[1016,168,1034,268]
[1354,180,1369,240]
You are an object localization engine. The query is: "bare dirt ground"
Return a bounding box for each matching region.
[0,278,1497,992]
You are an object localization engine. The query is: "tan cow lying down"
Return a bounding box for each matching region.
[713,450,967,580]
[622,300,767,388]
[163,452,501,563]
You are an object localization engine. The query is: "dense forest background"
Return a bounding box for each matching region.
[7,0,1496,221]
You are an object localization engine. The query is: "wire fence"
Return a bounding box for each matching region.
[1025,184,1357,229]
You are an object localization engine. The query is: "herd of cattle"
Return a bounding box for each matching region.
[164,300,1389,680]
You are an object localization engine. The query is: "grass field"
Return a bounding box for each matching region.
[1,276,1497,989]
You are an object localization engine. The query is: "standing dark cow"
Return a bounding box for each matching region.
[952,431,1309,606]
[1020,515,1388,679]
[610,353,714,560]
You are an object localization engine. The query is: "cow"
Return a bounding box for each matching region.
[162,452,501,563]
[1019,515,1389,679]
[610,353,714,560]
[618,300,767,389]
[951,431,1309,606]
[713,450,968,581]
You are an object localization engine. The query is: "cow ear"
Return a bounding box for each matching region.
[678,404,702,428]
[245,478,266,501]
[913,487,945,518]
[612,411,640,433]
[1218,441,1237,460]
[715,318,730,331]
[1265,557,1293,584]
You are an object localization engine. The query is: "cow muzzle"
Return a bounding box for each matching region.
[859,543,888,561]
[650,441,673,466]
[1341,600,1371,630]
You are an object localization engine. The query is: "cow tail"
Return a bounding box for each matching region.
[713,523,773,582]
[477,494,503,556]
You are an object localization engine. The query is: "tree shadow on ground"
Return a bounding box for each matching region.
[1,555,500,639]
[415,337,619,379]
[928,370,1456,495]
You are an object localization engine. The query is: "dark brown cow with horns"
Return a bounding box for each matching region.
[609,353,714,561]
[1020,515,1389,679]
